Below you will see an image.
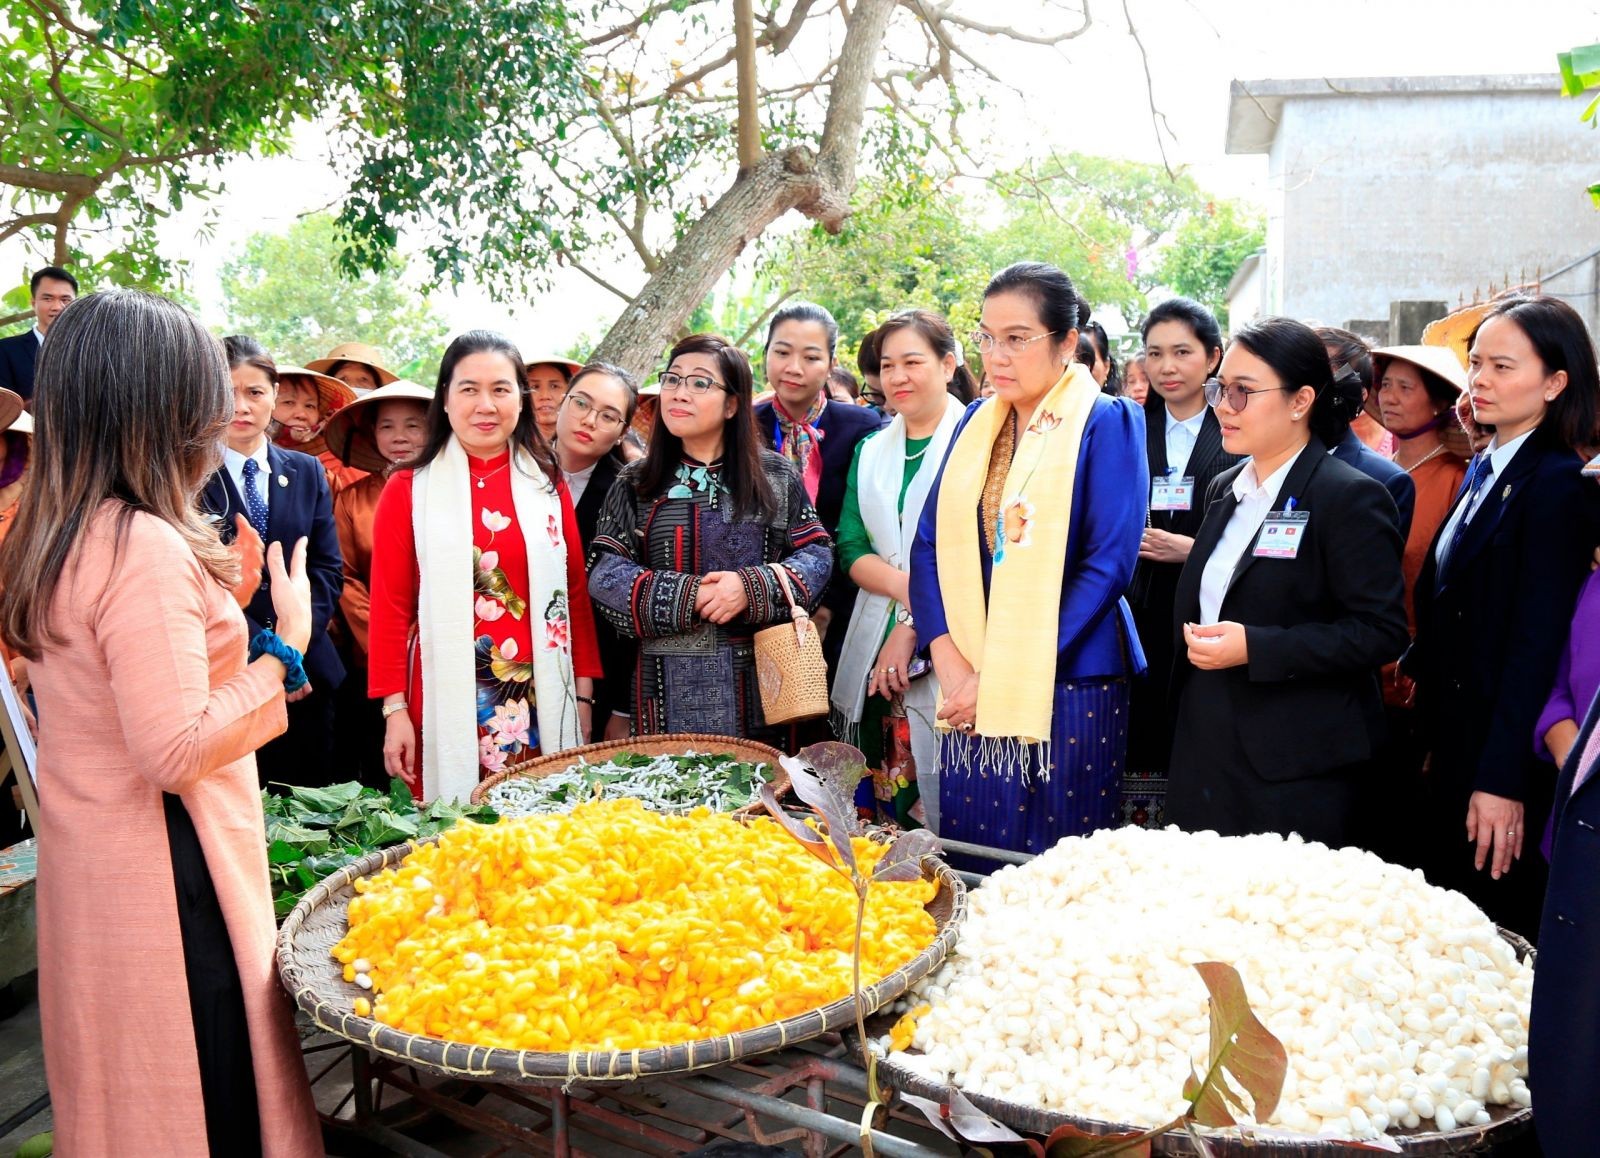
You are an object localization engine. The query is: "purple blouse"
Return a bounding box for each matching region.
[1537,567,1600,762]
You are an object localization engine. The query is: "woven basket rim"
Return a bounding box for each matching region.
[471,733,789,810]
[276,822,966,1084]
[881,927,1536,1154]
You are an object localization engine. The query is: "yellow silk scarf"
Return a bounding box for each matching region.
[933,362,1100,748]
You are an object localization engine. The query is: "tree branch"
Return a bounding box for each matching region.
[925,0,1091,45]
[817,0,897,195]
[734,0,762,170]
[735,285,798,347]
[558,251,638,305]
[0,163,99,198]
[0,311,36,328]
[584,0,716,48]
[1122,0,1174,178]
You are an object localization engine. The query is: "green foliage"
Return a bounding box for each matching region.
[5,0,586,298]
[1559,43,1600,206]
[1154,201,1266,330]
[770,176,989,365]
[754,158,1262,359]
[219,213,448,378]
[262,778,497,918]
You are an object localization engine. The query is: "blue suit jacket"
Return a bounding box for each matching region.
[909,393,1148,680]
[0,331,38,402]
[1330,427,1413,540]
[1531,686,1600,1158]
[201,443,346,689]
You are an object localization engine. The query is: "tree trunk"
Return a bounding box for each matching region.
[589,0,897,377]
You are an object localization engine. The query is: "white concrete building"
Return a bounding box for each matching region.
[1225,74,1600,337]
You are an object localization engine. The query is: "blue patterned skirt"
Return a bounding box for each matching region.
[938,678,1129,855]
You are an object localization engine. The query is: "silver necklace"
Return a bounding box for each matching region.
[472,460,511,489]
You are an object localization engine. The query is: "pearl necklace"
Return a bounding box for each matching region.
[471,460,511,489]
[1395,444,1448,474]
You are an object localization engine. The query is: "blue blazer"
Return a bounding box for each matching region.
[200,444,346,689]
[0,331,38,402]
[909,394,1148,681]
[1330,427,1413,540]
[1530,686,1600,1158]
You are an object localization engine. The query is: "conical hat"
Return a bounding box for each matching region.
[305,342,400,386]
[321,379,435,472]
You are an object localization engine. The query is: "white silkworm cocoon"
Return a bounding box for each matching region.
[888,827,1532,1141]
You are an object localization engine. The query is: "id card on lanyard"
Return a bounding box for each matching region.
[1253,498,1308,559]
[1151,469,1195,512]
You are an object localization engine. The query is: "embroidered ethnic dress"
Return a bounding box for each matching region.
[587,451,834,743]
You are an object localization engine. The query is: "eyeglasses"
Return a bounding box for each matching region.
[969,330,1059,357]
[1203,377,1281,412]
[658,371,729,396]
[563,390,625,431]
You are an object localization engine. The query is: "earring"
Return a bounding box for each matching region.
[1291,412,1303,420]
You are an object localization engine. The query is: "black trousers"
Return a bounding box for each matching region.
[1166,669,1359,849]
[163,794,263,1158]
[255,680,337,790]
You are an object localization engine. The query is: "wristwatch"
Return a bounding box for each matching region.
[382,700,409,720]
[894,605,914,628]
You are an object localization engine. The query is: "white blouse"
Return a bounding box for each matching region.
[1198,447,1306,625]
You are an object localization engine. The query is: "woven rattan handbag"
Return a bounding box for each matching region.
[753,563,830,725]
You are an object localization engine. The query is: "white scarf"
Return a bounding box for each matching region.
[412,436,580,803]
[831,396,964,801]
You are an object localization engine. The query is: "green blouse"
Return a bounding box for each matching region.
[835,432,935,575]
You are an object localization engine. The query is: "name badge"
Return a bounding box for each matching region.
[1151,474,1195,511]
[1253,510,1309,559]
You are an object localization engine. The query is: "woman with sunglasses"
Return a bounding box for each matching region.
[553,362,641,742]
[1165,317,1410,848]
[588,334,834,743]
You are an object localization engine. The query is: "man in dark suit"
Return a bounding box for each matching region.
[0,266,77,402]
[1530,686,1600,1158]
[1329,424,1415,539]
[202,440,345,787]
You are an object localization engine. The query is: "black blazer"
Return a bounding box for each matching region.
[1404,426,1600,804]
[201,443,346,689]
[572,454,621,547]
[1329,427,1414,540]
[573,455,636,721]
[752,398,884,535]
[1129,402,1243,608]
[753,397,885,633]
[1531,687,1600,1158]
[0,331,38,402]
[1170,439,1410,784]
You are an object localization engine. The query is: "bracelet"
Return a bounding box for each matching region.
[382,701,409,720]
[576,695,595,707]
[249,629,308,694]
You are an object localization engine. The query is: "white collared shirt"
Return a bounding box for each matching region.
[1164,408,1206,478]
[32,327,43,345]
[1433,429,1534,569]
[223,443,272,515]
[1198,447,1307,625]
[563,461,598,507]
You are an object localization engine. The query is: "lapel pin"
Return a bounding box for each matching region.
[277,474,288,488]
[1501,484,1511,500]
